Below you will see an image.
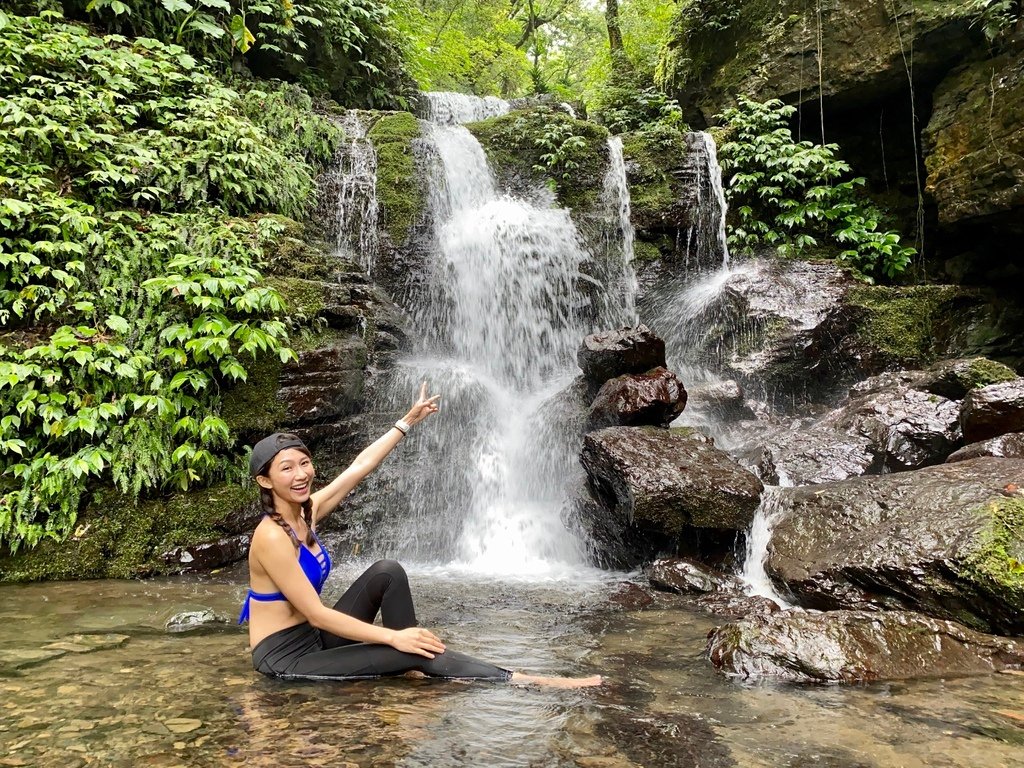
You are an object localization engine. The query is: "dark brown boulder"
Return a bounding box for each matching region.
[577,325,666,396]
[708,610,1024,684]
[587,367,687,429]
[581,426,763,536]
[960,378,1024,443]
[765,458,1024,634]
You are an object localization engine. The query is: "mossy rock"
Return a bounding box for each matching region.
[845,283,981,366]
[621,127,689,227]
[467,107,610,213]
[366,111,425,245]
[0,483,257,583]
[964,496,1024,604]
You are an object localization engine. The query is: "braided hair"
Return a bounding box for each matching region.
[256,443,315,549]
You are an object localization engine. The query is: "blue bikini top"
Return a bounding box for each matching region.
[238,522,331,624]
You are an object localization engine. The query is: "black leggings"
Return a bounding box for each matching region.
[251,559,512,682]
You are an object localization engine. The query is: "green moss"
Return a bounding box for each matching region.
[846,284,971,365]
[963,358,1018,390]
[963,497,1024,605]
[468,107,610,213]
[0,483,255,583]
[367,111,425,245]
[221,350,285,440]
[266,276,327,318]
[633,239,663,262]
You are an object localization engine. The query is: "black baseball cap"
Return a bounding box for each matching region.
[249,433,310,477]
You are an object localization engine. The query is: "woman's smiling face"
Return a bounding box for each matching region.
[259,447,315,504]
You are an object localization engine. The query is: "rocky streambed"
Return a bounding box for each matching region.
[562,323,1024,689]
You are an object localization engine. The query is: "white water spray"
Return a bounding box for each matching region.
[739,487,791,607]
[361,94,637,576]
[318,111,379,272]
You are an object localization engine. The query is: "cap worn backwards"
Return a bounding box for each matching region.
[249,433,309,477]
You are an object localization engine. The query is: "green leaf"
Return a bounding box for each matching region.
[105,315,130,335]
[230,15,256,53]
[161,0,194,12]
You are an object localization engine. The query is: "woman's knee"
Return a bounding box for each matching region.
[369,559,407,582]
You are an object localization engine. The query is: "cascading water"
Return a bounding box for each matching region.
[317,111,379,272]
[739,487,791,606]
[359,93,636,576]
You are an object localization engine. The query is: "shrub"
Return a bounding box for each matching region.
[716,97,914,280]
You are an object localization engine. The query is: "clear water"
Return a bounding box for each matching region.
[2,570,1023,767]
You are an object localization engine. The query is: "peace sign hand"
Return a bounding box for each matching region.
[402,381,440,428]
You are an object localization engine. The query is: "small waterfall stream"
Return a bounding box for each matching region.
[317,111,379,271]
[359,93,637,576]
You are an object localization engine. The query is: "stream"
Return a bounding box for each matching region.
[2,562,1023,767]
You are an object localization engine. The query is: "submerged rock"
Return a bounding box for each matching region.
[165,610,234,633]
[587,367,687,429]
[821,386,961,471]
[581,426,763,542]
[577,325,666,395]
[765,458,1024,634]
[947,432,1024,463]
[960,378,1024,443]
[707,610,1024,684]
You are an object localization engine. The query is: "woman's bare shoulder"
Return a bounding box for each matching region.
[251,518,295,551]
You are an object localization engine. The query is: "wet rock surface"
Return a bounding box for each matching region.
[646,557,742,595]
[707,610,1024,684]
[916,357,1019,400]
[820,386,962,471]
[960,378,1024,443]
[587,367,687,429]
[947,432,1024,463]
[765,458,1024,634]
[686,380,754,421]
[158,534,250,572]
[577,325,666,396]
[580,427,764,551]
[164,610,235,633]
[756,426,879,485]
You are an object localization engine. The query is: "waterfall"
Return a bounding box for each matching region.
[317,111,379,272]
[597,137,639,328]
[420,92,510,126]
[739,487,791,607]
[673,131,731,273]
[359,94,636,576]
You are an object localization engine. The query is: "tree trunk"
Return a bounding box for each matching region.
[605,0,633,81]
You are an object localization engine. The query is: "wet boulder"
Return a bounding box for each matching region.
[646,557,742,595]
[960,378,1024,443]
[159,534,251,572]
[277,337,368,425]
[765,458,1024,634]
[820,386,961,471]
[687,380,755,421]
[916,357,1019,401]
[587,367,687,429]
[580,426,763,541]
[946,433,1024,464]
[577,325,666,396]
[707,610,1024,684]
[756,427,879,486]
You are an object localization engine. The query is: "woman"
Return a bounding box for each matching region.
[240,382,601,687]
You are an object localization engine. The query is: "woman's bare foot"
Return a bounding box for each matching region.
[510,673,603,688]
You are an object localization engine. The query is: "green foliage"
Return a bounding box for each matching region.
[716,97,915,281]
[967,0,1023,43]
[0,12,338,552]
[594,84,683,134]
[469,108,609,210]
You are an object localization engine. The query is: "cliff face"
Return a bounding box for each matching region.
[657,0,1023,286]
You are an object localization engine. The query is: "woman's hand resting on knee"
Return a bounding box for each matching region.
[388,627,446,658]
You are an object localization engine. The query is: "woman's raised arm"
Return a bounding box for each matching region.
[311,382,440,521]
